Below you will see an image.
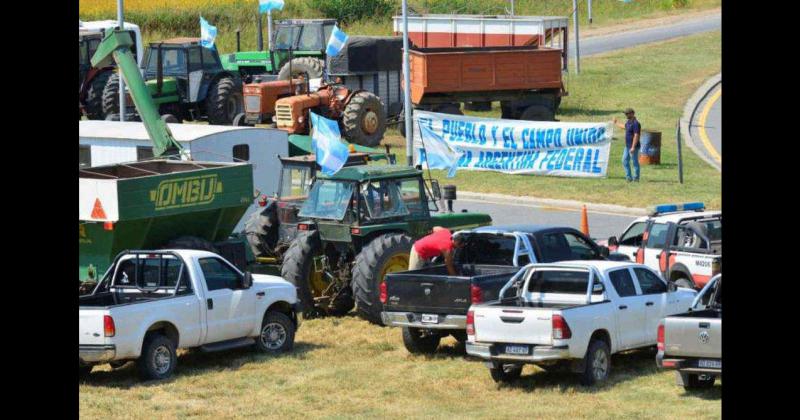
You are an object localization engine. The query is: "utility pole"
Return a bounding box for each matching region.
[402,0,413,166]
[588,0,593,24]
[117,0,126,121]
[573,0,581,74]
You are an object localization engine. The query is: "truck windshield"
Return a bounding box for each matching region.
[299,180,355,220]
[527,269,590,294]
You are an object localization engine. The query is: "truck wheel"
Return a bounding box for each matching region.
[137,334,177,380]
[84,70,113,120]
[519,104,555,121]
[255,311,296,354]
[277,57,325,81]
[402,327,441,354]
[342,91,387,148]
[684,373,716,389]
[451,331,468,344]
[206,77,243,125]
[281,231,325,318]
[463,101,492,112]
[489,362,523,383]
[353,233,413,325]
[434,103,463,116]
[580,339,611,386]
[244,207,279,258]
[102,73,121,116]
[163,236,218,253]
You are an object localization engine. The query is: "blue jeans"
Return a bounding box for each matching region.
[622,147,640,180]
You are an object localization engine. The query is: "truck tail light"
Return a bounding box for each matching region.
[657,323,665,351]
[552,314,571,340]
[470,284,483,304]
[379,281,387,304]
[466,310,475,336]
[351,227,361,235]
[104,315,116,337]
[297,223,309,231]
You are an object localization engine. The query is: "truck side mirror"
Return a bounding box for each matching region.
[607,236,619,247]
[592,283,605,294]
[242,272,253,289]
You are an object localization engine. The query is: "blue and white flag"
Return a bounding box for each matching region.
[199,16,218,49]
[418,121,463,178]
[259,0,284,13]
[310,112,350,176]
[325,25,349,57]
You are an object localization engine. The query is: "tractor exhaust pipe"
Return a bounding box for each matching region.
[236,30,241,52]
[256,12,264,51]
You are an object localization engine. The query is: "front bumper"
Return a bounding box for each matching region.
[79,344,116,363]
[466,341,570,363]
[381,311,466,330]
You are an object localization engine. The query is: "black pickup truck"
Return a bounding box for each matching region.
[381,224,623,354]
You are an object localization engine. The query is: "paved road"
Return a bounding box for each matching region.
[578,12,721,56]
[689,83,722,164]
[452,199,637,241]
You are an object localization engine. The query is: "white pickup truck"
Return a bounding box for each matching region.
[466,260,696,385]
[79,250,301,380]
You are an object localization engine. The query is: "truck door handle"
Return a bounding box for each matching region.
[646,302,654,306]
[207,298,213,310]
[618,305,628,310]
[256,291,265,297]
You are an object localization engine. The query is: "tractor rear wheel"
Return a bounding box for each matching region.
[352,233,413,325]
[85,70,113,120]
[277,57,325,81]
[102,73,121,117]
[342,91,387,148]
[281,231,329,318]
[206,77,243,125]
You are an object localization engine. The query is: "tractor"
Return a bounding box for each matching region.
[279,166,492,324]
[102,37,243,124]
[234,77,305,127]
[223,19,336,82]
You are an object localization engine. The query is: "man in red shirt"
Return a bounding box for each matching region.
[409,226,464,275]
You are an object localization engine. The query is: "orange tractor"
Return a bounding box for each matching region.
[234,76,306,127]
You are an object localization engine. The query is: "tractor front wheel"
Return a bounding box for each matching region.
[101,73,121,117]
[342,91,387,148]
[206,77,243,125]
[85,70,113,119]
[352,233,413,325]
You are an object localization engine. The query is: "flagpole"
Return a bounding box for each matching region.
[402,0,413,166]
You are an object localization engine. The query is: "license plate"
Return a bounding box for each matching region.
[698,359,721,369]
[421,314,438,324]
[504,345,529,355]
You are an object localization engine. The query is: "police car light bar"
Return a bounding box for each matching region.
[649,202,705,216]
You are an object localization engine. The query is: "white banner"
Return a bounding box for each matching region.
[412,111,613,178]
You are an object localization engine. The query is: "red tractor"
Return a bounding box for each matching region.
[79,31,114,119]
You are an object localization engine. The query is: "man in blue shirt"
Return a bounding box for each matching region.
[613,108,641,182]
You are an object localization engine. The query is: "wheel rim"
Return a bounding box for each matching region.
[379,252,410,282]
[152,345,172,375]
[261,322,287,350]
[362,109,379,134]
[592,349,608,381]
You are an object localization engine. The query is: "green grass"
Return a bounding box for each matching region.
[382,30,721,209]
[79,316,721,418]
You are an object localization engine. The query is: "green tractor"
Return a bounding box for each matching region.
[103,37,243,124]
[222,19,335,82]
[279,165,492,324]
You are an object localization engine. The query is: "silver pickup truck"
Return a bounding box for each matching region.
[656,274,721,389]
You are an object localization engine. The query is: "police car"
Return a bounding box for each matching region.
[606,202,721,289]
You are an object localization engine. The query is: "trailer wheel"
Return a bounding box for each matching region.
[207,77,243,125]
[281,231,327,318]
[102,73,122,117]
[352,233,413,325]
[402,327,441,354]
[489,362,523,383]
[84,69,113,120]
[137,334,177,381]
[277,57,325,81]
[162,236,218,253]
[519,104,555,121]
[342,91,387,147]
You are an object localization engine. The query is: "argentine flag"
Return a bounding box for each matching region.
[259,0,284,13]
[310,112,350,176]
[326,25,349,57]
[418,122,463,178]
[199,16,217,49]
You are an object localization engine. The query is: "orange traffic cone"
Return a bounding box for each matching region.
[580,205,590,236]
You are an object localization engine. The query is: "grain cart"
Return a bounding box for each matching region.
[280,165,492,324]
[103,37,243,124]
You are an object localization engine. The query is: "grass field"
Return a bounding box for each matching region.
[79,315,721,418]
[383,30,721,209]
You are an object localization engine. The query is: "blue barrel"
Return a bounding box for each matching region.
[638,130,661,165]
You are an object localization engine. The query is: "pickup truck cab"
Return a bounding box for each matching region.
[466,261,696,385]
[605,202,721,289]
[79,250,301,380]
[657,274,721,389]
[381,225,629,354]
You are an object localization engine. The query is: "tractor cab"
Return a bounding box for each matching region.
[79,31,104,89]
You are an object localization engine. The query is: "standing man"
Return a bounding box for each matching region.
[409,226,464,275]
[613,108,641,182]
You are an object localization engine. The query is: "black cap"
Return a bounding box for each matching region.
[624,108,635,115]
